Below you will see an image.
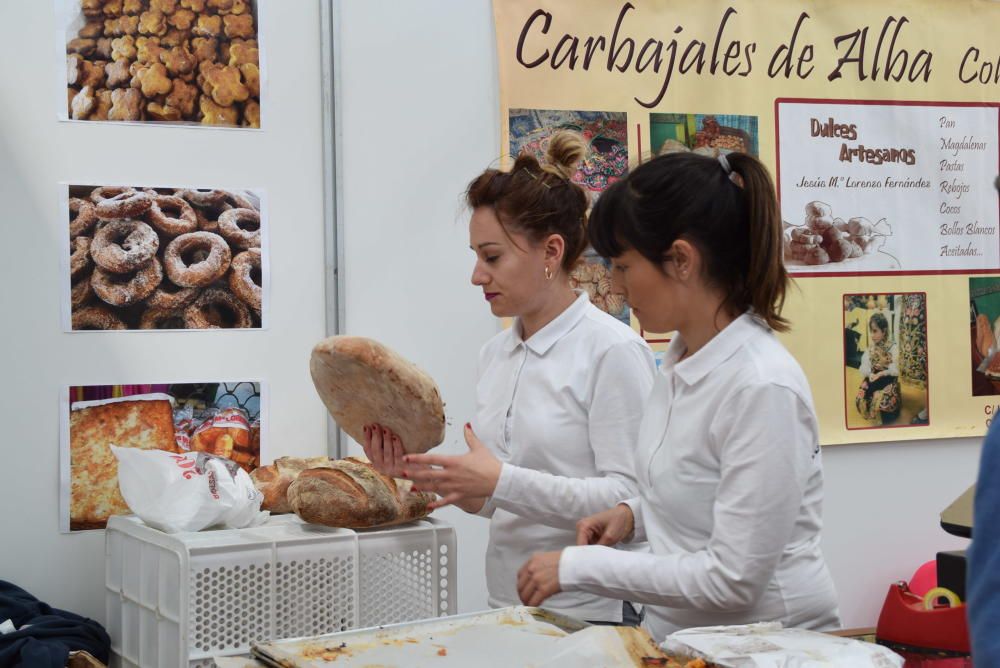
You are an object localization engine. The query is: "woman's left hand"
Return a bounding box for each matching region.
[403,424,502,510]
[517,551,563,607]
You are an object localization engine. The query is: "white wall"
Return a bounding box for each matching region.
[0,0,329,622]
[0,0,984,635]
[822,439,979,626]
[334,0,501,617]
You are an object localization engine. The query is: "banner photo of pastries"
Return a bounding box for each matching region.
[64,183,266,331]
[650,112,760,158]
[58,0,262,128]
[61,381,262,532]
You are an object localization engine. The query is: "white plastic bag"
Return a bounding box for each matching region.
[112,446,269,533]
[662,622,904,667]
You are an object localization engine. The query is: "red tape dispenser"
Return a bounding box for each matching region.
[876,581,970,658]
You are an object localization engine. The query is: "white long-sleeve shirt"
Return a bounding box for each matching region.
[559,313,841,639]
[473,291,655,622]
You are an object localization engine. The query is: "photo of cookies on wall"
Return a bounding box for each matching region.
[843,293,929,430]
[969,277,1000,396]
[649,113,759,158]
[66,184,266,330]
[62,381,262,531]
[509,108,629,323]
[59,0,261,128]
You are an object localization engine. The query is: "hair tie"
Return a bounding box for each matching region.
[718,154,732,174]
[718,153,744,187]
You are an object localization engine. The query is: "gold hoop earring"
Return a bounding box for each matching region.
[544,266,553,280]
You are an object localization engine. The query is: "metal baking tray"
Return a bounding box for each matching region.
[250,607,591,667]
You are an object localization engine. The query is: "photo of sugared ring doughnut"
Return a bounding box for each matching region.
[65,184,266,331]
[58,0,263,128]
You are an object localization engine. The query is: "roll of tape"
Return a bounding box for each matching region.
[923,586,961,610]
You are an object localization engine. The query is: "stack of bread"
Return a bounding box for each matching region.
[251,456,436,529]
[247,335,448,529]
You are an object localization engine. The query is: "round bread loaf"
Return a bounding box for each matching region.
[287,457,434,529]
[250,456,334,514]
[309,336,446,454]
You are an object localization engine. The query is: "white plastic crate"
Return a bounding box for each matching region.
[104,514,456,668]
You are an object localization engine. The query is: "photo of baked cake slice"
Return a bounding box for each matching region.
[69,395,176,530]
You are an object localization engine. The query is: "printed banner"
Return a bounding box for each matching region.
[493,0,1000,444]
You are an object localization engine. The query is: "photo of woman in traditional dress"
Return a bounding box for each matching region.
[855,312,901,424]
[844,294,928,429]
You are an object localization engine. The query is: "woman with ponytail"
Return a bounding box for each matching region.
[517,151,841,637]
[363,131,656,624]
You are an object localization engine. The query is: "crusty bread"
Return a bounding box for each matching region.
[309,336,446,454]
[249,463,291,513]
[250,456,333,513]
[287,457,435,529]
[69,397,176,530]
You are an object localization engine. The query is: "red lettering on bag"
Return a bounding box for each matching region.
[169,454,199,478]
[207,470,219,500]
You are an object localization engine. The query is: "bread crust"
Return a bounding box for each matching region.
[250,455,331,513]
[309,336,446,454]
[287,457,434,528]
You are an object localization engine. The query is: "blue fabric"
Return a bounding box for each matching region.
[0,581,110,668]
[969,420,1000,665]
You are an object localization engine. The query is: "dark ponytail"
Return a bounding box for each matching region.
[726,152,788,332]
[589,151,790,332]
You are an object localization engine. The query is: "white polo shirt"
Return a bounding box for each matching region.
[473,291,655,622]
[559,313,841,638]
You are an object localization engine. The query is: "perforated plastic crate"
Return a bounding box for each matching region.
[104,514,456,668]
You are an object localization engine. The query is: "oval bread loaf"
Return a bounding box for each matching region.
[309,336,446,454]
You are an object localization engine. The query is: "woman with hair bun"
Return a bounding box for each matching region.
[517,151,841,638]
[364,131,657,624]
